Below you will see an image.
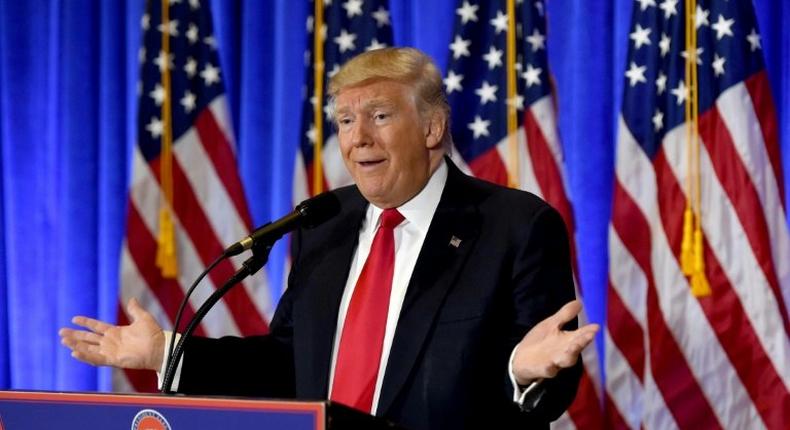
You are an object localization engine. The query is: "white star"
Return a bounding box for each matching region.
[138,47,146,64]
[342,0,363,19]
[456,1,479,25]
[184,57,197,78]
[522,64,542,87]
[652,109,664,131]
[324,102,333,119]
[624,61,647,86]
[444,71,463,94]
[659,33,671,57]
[328,64,341,78]
[712,54,726,76]
[306,124,316,144]
[534,0,544,15]
[372,6,390,27]
[695,5,710,29]
[154,51,174,72]
[671,80,689,105]
[141,14,150,30]
[526,28,546,52]
[746,28,761,51]
[656,72,667,94]
[334,29,357,53]
[659,0,678,19]
[680,46,704,65]
[186,23,199,44]
[200,63,221,86]
[630,24,652,49]
[636,0,656,11]
[475,81,498,105]
[468,115,491,139]
[189,0,200,10]
[180,90,196,113]
[146,117,163,139]
[507,94,525,111]
[490,10,508,34]
[711,14,735,40]
[483,46,503,70]
[449,35,471,59]
[149,84,166,106]
[157,19,179,37]
[204,35,217,49]
[366,39,387,51]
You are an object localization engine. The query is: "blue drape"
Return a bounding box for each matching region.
[0,0,788,391]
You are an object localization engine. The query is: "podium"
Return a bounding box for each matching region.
[0,390,402,429]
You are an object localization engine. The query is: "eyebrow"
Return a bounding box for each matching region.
[335,98,397,116]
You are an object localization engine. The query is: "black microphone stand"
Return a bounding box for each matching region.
[160,239,274,394]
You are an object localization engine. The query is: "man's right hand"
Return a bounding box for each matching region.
[59,298,166,371]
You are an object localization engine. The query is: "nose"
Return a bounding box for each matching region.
[348,118,372,147]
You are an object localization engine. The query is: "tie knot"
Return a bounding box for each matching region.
[379,208,404,229]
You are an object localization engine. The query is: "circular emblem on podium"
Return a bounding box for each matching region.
[131,409,171,430]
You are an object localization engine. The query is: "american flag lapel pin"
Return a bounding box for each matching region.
[449,236,462,248]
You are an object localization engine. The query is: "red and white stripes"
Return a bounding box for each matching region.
[116,96,272,392]
[607,73,790,429]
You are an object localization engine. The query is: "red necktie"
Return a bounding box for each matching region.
[330,208,405,413]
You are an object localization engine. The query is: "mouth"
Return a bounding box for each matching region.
[356,159,386,168]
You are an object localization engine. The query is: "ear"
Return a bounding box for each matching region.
[424,109,446,150]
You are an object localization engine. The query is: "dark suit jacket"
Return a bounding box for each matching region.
[179,159,581,429]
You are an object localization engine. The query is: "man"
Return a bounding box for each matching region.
[60,47,598,429]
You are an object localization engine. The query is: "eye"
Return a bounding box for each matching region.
[373,112,391,122]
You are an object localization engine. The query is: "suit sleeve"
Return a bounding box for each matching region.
[508,204,582,421]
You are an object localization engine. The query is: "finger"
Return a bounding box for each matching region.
[551,300,582,328]
[68,329,104,345]
[70,348,109,367]
[71,316,113,334]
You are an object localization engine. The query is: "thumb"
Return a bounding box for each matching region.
[126,297,145,323]
[552,299,582,328]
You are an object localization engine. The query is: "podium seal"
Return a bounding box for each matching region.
[131,408,171,430]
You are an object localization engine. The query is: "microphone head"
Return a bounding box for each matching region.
[296,191,342,229]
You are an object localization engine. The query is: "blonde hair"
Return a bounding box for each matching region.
[328,47,451,146]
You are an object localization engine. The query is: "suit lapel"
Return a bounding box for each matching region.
[376,161,482,415]
[297,190,367,399]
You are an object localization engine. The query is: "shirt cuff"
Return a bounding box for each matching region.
[508,343,545,411]
[157,331,183,392]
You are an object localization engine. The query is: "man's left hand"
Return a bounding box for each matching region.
[512,299,599,385]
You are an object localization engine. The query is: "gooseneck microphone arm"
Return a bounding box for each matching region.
[160,191,341,394]
[161,240,273,394]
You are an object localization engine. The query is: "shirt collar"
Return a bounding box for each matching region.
[367,160,448,234]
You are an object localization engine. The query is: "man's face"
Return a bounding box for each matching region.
[334,79,444,208]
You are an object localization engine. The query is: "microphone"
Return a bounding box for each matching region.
[223,191,341,257]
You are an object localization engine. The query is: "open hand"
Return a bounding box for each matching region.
[512,300,599,385]
[59,298,166,371]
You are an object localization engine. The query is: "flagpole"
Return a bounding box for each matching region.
[506,0,519,189]
[312,0,325,196]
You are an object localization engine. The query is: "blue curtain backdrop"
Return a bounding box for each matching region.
[0,0,788,391]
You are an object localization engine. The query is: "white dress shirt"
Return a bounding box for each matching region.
[328,162,448,414]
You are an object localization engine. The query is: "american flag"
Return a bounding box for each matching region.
[293,0,393,202]
[607,0,790,428]
[115,0,272,392]
[444,1,603,428]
